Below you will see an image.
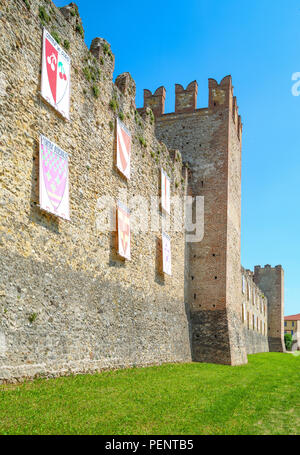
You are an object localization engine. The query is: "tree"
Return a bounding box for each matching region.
[284,333,293,351]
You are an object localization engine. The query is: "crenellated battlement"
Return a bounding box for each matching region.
[242,266,268,301]
[59,2,84,34]
[241,266,269,352]
[208,75,242,140]
[254,264,283,272]
[142,86,166,118]
[254,265,285,352]
[140,76,242,140]
[175,81,198,114]
[90,37,115,79]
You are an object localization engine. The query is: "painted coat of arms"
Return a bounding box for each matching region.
[116,118,131,179]
[39,135,70,220]
[162,231,172,276]
[117,201,131,260]
[161,168,170,214]
[41,28,71,120]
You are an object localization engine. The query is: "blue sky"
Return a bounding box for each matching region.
[54,0,300,315]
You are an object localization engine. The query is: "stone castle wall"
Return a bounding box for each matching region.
[241,268,269,354]
[0,0,284,382]
[254,265,285,352]
[0,0,192,382]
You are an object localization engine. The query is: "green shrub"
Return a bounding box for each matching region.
[109,98,119,112]
[23,0,30,11]
[51,30,61,45]
[83,67,91,81]
[76,24,84,38]
[102,43,109,55]
[39,6,50,24]
[134,110,143,126]
[92,85,100,98]
[139,137,147,148]
[109,120,114,132]
[118,112,124,121]
[28,313,38,323]
[284,333,293,351]
[91,68,100,81]
[148,109,155,124]
[64,40,70,50]
[83,63,100,83]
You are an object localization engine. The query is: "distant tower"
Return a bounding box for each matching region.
[254,265,285,352]
[143,76,247,365]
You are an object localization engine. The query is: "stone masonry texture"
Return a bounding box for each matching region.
[0,0,284,382]
[154,77,247,365]
[254,266,285,352]
[241,267,269,354]
[152,78,284,364]
[0,0,191,382]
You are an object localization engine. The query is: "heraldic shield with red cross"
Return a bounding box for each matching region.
[117,201,131,260]
[116,118,131,179]
[41,28,71,120]
[39,135,70,220]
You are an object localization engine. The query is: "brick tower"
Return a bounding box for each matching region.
[254,265,285,352]
[141,76,247,365]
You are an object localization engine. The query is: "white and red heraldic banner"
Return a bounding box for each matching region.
[116,118,131,179]
[162,231,172,276]
[39,135,70,220]
[117,201,131,260]
[41,28,71,120]
[161,168,170,214]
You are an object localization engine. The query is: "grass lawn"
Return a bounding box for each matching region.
[0,353,299,435]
